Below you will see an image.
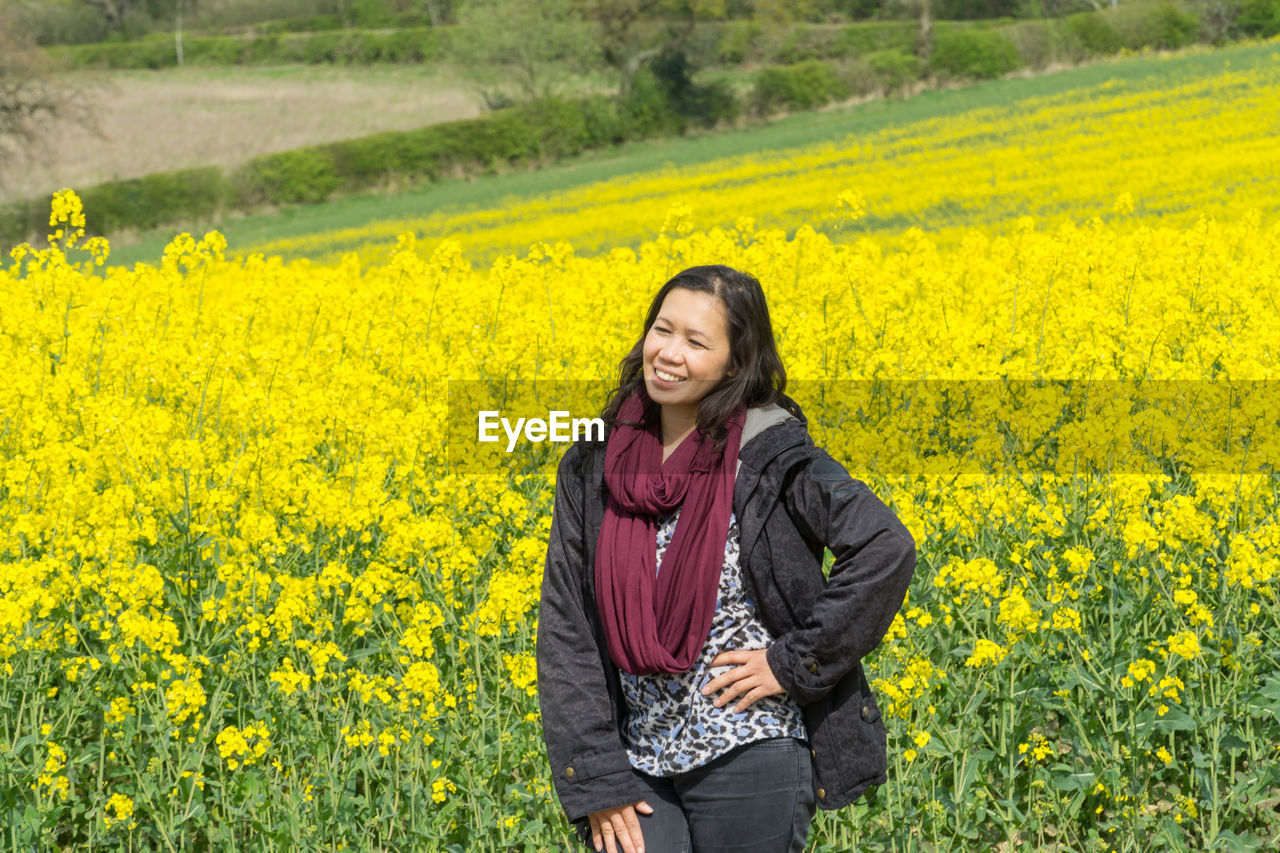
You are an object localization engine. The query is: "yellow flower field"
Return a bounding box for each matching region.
[4,47,1280,851]
[242,46,1280,268]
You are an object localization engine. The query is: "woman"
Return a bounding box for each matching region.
[536,265,916,853]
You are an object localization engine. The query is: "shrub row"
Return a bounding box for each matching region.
[49,26,447,69]
[45,3,1204,72]
[750,0,1213,110]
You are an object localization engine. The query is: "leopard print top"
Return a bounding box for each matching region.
[618,508,809,776]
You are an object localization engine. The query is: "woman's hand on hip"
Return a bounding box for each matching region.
[588,800,653,853]
[702,648,785,713]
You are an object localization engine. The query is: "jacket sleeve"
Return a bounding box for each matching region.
[536,444,644,825]
[765,447,917,706]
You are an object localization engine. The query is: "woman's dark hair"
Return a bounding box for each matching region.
[599,264,787,449]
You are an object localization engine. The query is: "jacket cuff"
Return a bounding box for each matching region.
[767,635,830,706]
[552,756,645,824]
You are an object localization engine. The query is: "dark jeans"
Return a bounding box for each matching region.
[624,736,816,853]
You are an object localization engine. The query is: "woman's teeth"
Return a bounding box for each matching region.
[655,369,685,382]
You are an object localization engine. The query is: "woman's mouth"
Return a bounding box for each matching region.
[654,368,686,383]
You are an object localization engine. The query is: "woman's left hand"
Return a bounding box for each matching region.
[701,648,785,713]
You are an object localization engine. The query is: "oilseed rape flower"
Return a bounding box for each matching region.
[1121,659,1157,688]
[1166,631,1202,660]
[965,639,1008,668]
[102,793,136,831]
[216,722,271,770]
[32,742,69,800]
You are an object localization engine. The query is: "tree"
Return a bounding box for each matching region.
[422,0,457,25]
[0,6,95,187]
[450,0,599,106]
[884,0,934,64]
[81,0,137,30]
[576,0,718,95]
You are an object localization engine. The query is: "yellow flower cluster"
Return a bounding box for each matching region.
[216,722,271,771]
[103,793,136,831]
[32,742,69,801]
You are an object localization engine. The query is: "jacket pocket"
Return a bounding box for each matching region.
[824,666,888,795]
[859,690,882,725]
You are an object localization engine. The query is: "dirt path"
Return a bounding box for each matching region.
[5,65,482,202]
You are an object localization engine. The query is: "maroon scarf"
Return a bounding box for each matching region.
[594,389,746,675]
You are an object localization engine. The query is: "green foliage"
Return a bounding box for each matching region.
[711,20,765,64]
[1237,0,1280,36]
[81,167,229,232]
[1060,2,1202,59]
[619,68,686,138]
[648,50,741,129]
[930,28,1024,79]
[1064,11,1126,55]
[449,0,596,100]
[49,28,446,69]
[1002,19,1071,69]
[1109,1,1202,49]
[237,150,342,205]
[752,60,848,115]
[865,49,925,94]
[834,21,920,57]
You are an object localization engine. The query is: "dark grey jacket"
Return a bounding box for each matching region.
[535,395,917,844]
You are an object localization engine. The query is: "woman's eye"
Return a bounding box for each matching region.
[689,340,706,349]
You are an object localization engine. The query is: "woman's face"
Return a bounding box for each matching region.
[642,287,733,414]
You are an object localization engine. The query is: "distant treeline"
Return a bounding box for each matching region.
[24,0,1094,47]
[44,1,1280,72]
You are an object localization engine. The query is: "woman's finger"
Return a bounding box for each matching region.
[600,815,618,853]
[609,810,635,853]
[713,673,757,707]
[589,813,602,852]
[734,685,764,713]
[622,803,647,853]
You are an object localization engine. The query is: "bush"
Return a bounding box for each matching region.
[87,168,229,233]
[619,68,685,138]
[752,60,846,115]
[236,150,342,206]
[647,50,741,129]
[1064,12,1125,56]
[1237,0,1280,36]
[575,95,631,148]
[712,20,765,64]
[835,21,919,57]
[1110,0,1201,49]
[1003,19,1069,69]
[866,49,925,94]
[930,28,1024,79]
[50,27,444,69]
[770,24,847,64]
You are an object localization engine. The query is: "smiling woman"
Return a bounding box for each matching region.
[535,264,918,853]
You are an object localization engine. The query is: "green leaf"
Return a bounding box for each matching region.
[1153,706,1197,732]
[1208,828,1267,852]
[1053,769,1096,792]
[1219,733,1248,753]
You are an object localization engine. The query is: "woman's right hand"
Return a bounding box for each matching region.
[587,800,653,853]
